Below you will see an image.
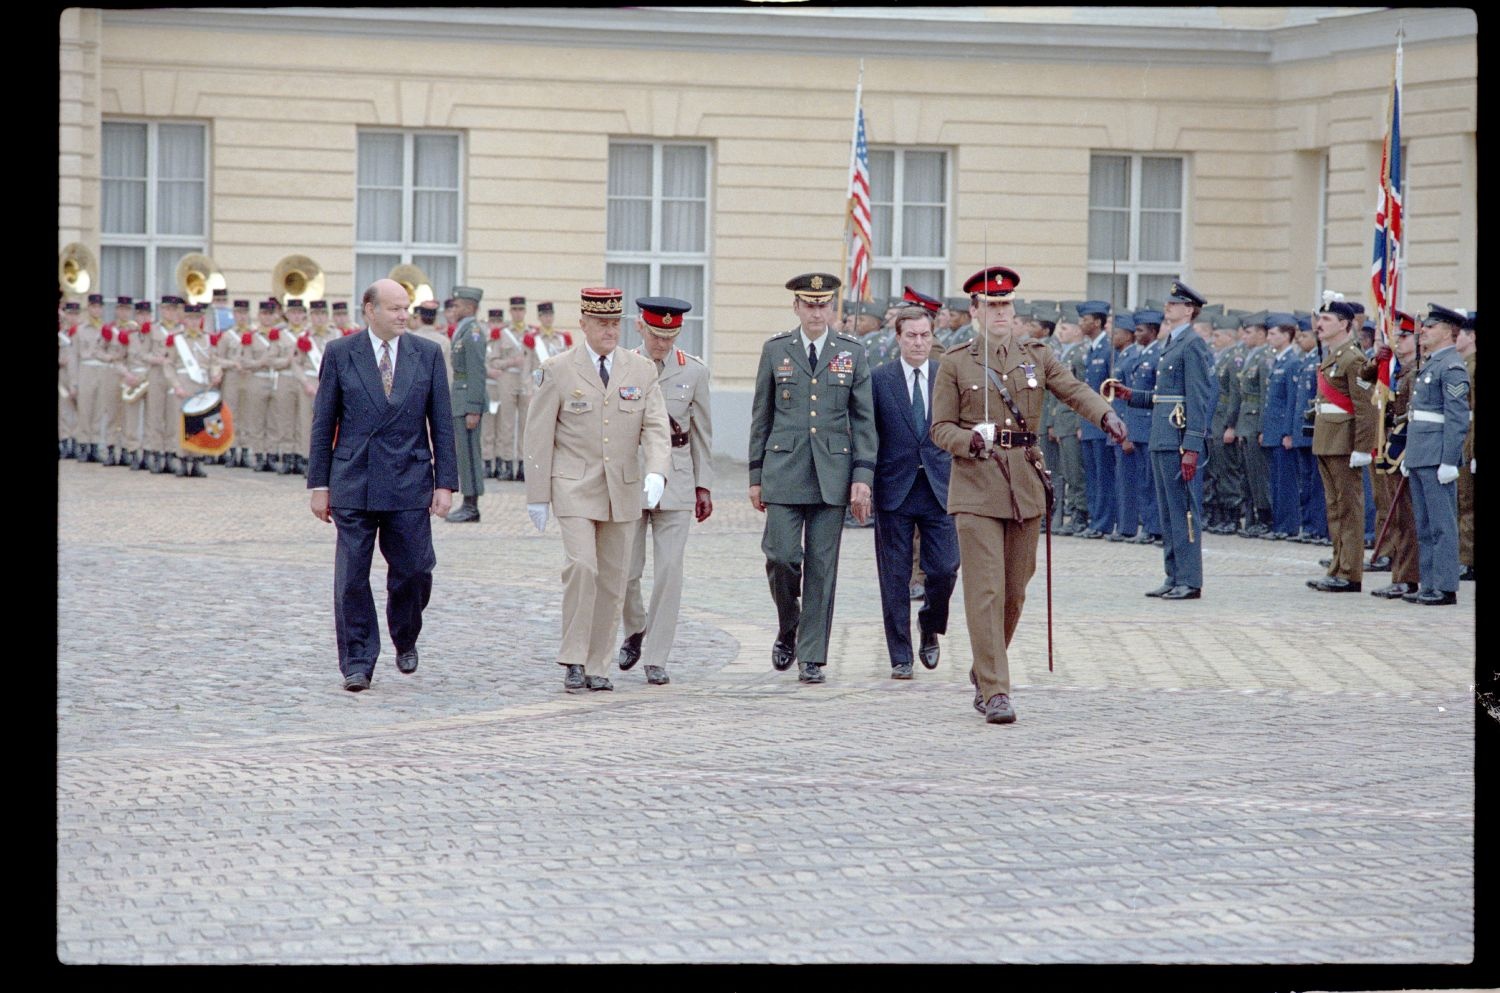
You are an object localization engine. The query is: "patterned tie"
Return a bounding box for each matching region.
[598,354,609,388]
[912,366,927,435]
[379,341,393,398]
[808,341,818,369]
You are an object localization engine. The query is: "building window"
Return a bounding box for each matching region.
[355,130,462,303]
[868,148,948,303]
[1087,153,1186,307]
[605,141,711,356]
[100,121,208,301]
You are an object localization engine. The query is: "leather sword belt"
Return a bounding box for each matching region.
[1409,410,1444,424]
[994,429,1039,449]
[1152,394,1186,403]
[668,414,690,448]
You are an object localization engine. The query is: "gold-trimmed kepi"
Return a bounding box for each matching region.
[637,296,692,337]
[962,266,1021,301]
[786,272,841,302]
[581,287,624,318]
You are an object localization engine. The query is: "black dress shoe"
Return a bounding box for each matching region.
[484,459,494,478]
[644,665,670,685]
[396,648,419,674]
[1371,582,1417,599]
[970,670,984,714]
[1459,565,1475,582]
[891,661,914,680]
[1144,582,1174,598]
[343,672,371,692]
[1267,532,1288,541]
[1128,533,1153,545]
[563,665,585,690]
[188,458,208,478]
[1160,585,1201,600]
[618,630,645,670]
[1310,577,1361,593]
[918,631,940,669]
[275,454,292,475]
[585,675,614,691]
[797,661,825,684]
[1080,529,1105,539]
[1404,589,1457,606]
[445,497,480,523]
[1366,555,1392,572]
[1106,531,1128,542]
[771,639,795,671]
[984,693,1017,725]
[514,461,525,482]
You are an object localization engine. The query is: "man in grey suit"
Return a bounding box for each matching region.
[747,272,877,684]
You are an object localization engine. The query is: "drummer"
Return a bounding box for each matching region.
[164,301,223,478]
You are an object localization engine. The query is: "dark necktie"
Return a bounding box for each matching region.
[598,354,609,388]
[379,341,393,398]
[912,366,927,435]
[808,341,817,369]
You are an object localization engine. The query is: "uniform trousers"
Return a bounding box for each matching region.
[873,473,957,666]
[143,368,172,452]
[120,371,150,451]
[1152,449,1205,589]
[58,383,76,439]
[623,507,693,668]
[558,515,639,677]
[75,363,110,447]
[1408,467,1461,593]
[1296,447,1327,537]
[1240,438,1271,515]
[452,416,485,497]
[1209,430,1246,520]
[1362,467,1377,540]
[1268,444,1300,535]
[107,375,129,451]
[331,507,435,680]
[1457,461,1473,567]
[1115,444,1142,537]
[762,502,847,668]
[270,378,299,456]
[218,371,243,453]
[1081,438,1117,532]
[481,381,501,462]
[1134,444,1161,536]
[1375,470,1419,585]
[1057,433,1086,518]
[495,378,530,461]
[955,512,1039,701]
[240,375,276,455]
[1316,455,1365,583]
[296,373,318,456]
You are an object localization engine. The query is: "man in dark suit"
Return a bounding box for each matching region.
[871,305,958,680]
[308,278,460,692]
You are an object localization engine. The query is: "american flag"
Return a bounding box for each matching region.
[846,106,873,302]
[1370,35,1403,398]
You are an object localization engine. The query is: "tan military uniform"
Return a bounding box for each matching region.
[622,347,714,669]
[74,317,114,449]
[291,325,335,457]
[163,327,220,456]
[524,344,671,677]
[1311,336,1378,583]
[407,323,451,381]
[216,324,251,456]
[270,322,304,460]
[237,326,283,458]
[491,321,535,463]
[1377,362,1421,587]
[141,322,173,454]
[119,320,154,453]
[59,326,78,442]
[931,333,1112,703]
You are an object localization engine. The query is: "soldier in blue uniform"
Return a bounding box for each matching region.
[1124,309,1164,543]
[1077,301,1115,539]
[1105,312,1140,541]
[1109,281,1216,599]
[1261,314,1303,539]
[1291,317,1328,543]
[1400,304,1472,605]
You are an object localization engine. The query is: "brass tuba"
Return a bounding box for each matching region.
[272,254,326,305]
[176,252,226,304]
[59,242,97,297]
[119,318,149,403]
[388,263,435,313]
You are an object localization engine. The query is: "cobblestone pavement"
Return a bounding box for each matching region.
[56,458,1477,965]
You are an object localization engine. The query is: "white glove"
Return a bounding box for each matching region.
[643,472,665,510]
[1348,451,1372,469]
[1471,458,1476,475]
[527,502,549,532]
[1399,461,1410,478]
[1437,463,1459,485]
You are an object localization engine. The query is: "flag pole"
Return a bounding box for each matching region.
[1373,26,1404,457]
[836,60,865,330]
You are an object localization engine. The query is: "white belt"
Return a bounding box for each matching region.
[1317,403,1350,415]
[252,371,277,379]
[1410,410,1444,424]
[81,359,110,368]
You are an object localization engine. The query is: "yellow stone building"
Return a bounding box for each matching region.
[58,6,1477,449]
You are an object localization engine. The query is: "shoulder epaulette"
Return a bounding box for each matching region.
[768,330,794,342]
[836,332,861,344]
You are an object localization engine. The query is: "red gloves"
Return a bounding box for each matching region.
[1181,450,1199,482]
[695,487,714,523]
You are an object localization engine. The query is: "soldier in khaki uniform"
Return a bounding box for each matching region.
[163,301,223,477]
[524,286,671,692]
[1307,300,1378,592]
[217,299,256,467]
[238,300,284,471]
[407,301,452,380]
[59,302,80,458]
[480,307,505,475]
[931,266,1124,724]
[101,297,144,468]
[1368,318,1422,598]
[138,299,175,473]
[271,298,310,474]
[117,304,155,470]
[288,300,336,476]
[74,294,114,463]
[617,297,714,686]
[493,296,537,480]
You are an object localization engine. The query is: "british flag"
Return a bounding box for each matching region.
[1370,36,1403,398]
[846,106,873,302]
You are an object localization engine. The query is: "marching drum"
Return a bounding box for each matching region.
[180,390,236,456]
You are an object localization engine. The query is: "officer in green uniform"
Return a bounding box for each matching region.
[748,272,877,684]
[1232,312,1273,536]
[445,285,487,523]
[1207,314,1248,533]
[1049,306,1089,534]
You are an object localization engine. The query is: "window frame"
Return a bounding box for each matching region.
[99,118,211,300]
[353,128,466,296]
[867,145,952,301]
[1086,152,1190,309]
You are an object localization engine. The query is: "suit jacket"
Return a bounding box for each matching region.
[872,358,952,512]
[524,344,671,522]
[747,329,877,506]
[307,330,459,511]
[636,346,714,512]
[932,333,1112,520]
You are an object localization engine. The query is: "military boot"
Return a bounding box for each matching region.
[188,457,208,478]
[446,495,481,523]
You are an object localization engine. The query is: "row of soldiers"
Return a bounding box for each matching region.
[839,289,1477,591]
[57,288,574,489]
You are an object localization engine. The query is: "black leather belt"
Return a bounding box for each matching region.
[995,429,1039,449]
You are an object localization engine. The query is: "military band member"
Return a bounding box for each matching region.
[1456,313,1475,581]
[289,300,336,476]
[1123,310,1164,543]
[99,295,143,467]
[1399,304,1472,605]
[1111,281,1218,600]
[74,294,113,463]
[445,286,488,523]
[407,302,452,381]
[1306,300,1377,592]
[268,298,309,474]
[480,307,505,476]
[747,273,877,685]
[522,302,573,485]
[332,300,357,335]
[932,265,1124,724]
[238,300,280,471]
[617,296,714,686]
[216,299,254,468]
[492,296,537,481]
[525,286,670,692]
[163,300,223,477]
[117,301,154,469]
[1369,318,1421,598]
[59,301,80,458]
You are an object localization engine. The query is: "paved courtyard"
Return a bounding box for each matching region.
[56,457,1477,965]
